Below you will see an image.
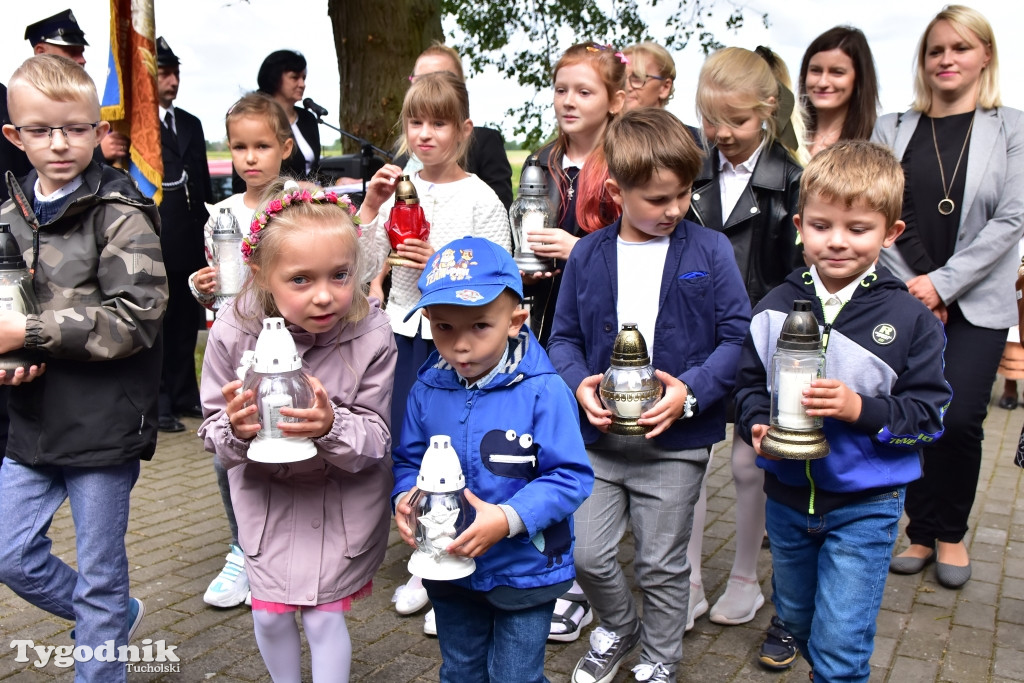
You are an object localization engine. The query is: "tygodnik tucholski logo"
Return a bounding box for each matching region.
[10,638,180,673]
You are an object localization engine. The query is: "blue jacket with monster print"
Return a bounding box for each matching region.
[392,326,594,593]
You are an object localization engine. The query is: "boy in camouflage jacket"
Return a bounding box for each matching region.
[0,55,166,683]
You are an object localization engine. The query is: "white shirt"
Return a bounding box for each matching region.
[291,121,315,174]
[809,263,876,325]
[717,140,765,222]
[158,105,176,134]
[616,234,670,364]
[34,175,83,203]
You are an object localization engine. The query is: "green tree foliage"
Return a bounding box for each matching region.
[442,0,766,148]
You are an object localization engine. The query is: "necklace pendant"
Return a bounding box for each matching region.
[567,185,574,201]
[938,198,955,216]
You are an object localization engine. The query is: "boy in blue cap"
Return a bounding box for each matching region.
[392,235,594,682]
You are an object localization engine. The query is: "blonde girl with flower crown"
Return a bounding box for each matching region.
[188,93,300,612]
[683,47,803,665]
[358,71,510,631]
[198,178,397,683]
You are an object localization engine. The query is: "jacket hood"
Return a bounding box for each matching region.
[6,161,160,234]
[417,326,556,390]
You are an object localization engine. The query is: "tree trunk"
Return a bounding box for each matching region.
[330,0,443,154]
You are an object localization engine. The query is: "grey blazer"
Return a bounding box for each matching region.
[872,106,1024,329]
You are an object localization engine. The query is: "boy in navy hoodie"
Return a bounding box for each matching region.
[734,140,951,682]
[392,236,593,682]
[548,108,750,683]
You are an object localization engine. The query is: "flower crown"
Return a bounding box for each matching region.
[242,183,361,263]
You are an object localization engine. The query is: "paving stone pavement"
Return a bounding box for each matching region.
[2,384,1023,682]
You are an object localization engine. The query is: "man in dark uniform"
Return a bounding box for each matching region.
[24,9,131,164]
[155,37,212,432]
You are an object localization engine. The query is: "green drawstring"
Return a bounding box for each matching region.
[805,460,816,515]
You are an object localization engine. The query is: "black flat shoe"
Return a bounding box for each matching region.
[177,405,204,419]
[999,396,1018,410]
[158,416,186,433]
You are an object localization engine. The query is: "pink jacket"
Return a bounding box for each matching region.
[198,296,397,606]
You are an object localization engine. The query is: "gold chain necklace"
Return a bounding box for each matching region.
[930,115,975,216]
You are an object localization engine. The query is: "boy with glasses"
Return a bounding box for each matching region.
[0,55,167,683]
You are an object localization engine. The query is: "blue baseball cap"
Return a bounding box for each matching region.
[404,236,523,321]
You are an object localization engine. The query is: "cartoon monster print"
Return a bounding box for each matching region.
[479,428,572,567]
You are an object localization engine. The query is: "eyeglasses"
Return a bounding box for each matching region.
[627,73,666,90]
[13,122,99,145]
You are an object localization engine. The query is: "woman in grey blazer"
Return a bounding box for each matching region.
[872,4,1024,589]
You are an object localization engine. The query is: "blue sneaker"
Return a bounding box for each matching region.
[70,596,145,641]
[127,597,146,641]
[204,544,250,607]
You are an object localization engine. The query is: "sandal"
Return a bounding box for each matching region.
[548,592,594,643]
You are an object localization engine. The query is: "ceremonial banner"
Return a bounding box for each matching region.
[100,0,162,202]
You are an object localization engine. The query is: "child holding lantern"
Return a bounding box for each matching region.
[391,235,593,681]
[733,141,950,681]
[546,108,750,683]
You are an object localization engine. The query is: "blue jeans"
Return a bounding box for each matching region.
[426,586,554,683]
[0,458,140,683]
[765,488,904,683]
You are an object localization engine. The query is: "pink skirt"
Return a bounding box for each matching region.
[251,581,373,614]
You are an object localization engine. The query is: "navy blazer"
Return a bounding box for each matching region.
[873,106,1024,329]
[547,218,751,450]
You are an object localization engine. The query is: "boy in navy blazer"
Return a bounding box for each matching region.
[547,108,750,683]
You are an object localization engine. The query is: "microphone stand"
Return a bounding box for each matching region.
[310,113,393,197]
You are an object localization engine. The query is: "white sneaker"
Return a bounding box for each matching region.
[686,583,708,632]
[632,662,671,682]
[423,608,437,636]
[392,575,430,615]
[709,577,764,625]
[204,545,250,608]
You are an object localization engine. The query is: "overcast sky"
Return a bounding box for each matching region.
[2,1,1022,147]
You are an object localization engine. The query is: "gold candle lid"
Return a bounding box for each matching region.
[610,323,651,368]
[396,175,419,204]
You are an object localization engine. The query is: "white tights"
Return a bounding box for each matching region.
[687,434,766,588]
[252,608,352,682]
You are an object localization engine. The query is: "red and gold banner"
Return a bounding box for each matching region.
[100,0,162,202]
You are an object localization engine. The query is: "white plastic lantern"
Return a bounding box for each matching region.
[406,435,476,580]
[240,318,317,463]
[212,208,245,303]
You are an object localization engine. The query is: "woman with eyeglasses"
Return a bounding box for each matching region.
[621,42,675,110]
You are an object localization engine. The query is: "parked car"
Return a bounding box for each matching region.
[208,158,234,204]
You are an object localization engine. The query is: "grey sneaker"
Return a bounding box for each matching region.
[572,625,641,683]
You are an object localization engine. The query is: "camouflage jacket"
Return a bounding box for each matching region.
[1,162,168,466]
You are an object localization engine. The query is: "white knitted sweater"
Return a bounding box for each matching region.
[368,172,511,338]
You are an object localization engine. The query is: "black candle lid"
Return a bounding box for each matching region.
[776,300,821,351]
[0,224,27,270]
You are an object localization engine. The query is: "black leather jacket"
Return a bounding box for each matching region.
[686,141,803,305]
